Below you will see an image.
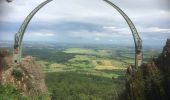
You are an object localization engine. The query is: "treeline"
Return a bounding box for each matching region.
[22,48,77,63]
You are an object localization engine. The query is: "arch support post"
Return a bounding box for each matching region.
[13,33,21,64]
[135,48,143,68]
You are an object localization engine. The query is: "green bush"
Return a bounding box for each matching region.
[12,68,23,80]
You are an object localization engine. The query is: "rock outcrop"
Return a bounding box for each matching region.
[0,49,11,82]
[0,50,49,99]
[156,38,170,73]
[122,38,170,100]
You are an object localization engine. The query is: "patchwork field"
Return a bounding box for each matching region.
[20,43,161,99]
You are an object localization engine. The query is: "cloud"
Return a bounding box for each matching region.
[0,0,170,46]
[103,26,131,35]
[94,37,100,41]
[109,39,113,42]
[104,26,170,34]
[26,29,56,37]
[1,0,169,25]
[28,32,55,37]
[140,27,170,33]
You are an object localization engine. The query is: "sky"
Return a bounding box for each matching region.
[0,0,170,46]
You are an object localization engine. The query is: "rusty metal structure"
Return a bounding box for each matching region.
[13,0,143,68]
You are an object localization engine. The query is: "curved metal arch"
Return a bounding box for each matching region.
[13,0,143,68]
[103,0,143,68]
[13,0,52,63]
[18,0,53,45]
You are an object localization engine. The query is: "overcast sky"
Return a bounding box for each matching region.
[0,0,170,46]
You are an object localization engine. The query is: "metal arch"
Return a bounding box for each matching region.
[18,0,53,45]
[103,0,143,68]
[13,0,52,64]
[13,0,143,68]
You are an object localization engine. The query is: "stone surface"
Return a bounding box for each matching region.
[0,51,49,98]
[123,38,170,100]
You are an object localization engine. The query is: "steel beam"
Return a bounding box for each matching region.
[13,0,52,64]
[103,0,143,68]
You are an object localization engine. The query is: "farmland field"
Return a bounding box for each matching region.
[0,41,161,99]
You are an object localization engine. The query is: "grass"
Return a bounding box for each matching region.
[0,84,27,100]
[64,48,98,54]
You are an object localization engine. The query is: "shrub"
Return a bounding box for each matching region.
[12,68,23,80]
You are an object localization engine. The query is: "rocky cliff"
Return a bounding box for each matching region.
[123,39,170,100]
[156,38,170,73]
[0,50,49,99]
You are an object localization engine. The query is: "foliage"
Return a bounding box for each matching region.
[124,63,168,100]
[12,68,23,80]
[19,44,161,99]
[0,84,50,100]
[0,84,27,100]
[23,48,77,63]
[67,55,94,69]
[46,72,124,100]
